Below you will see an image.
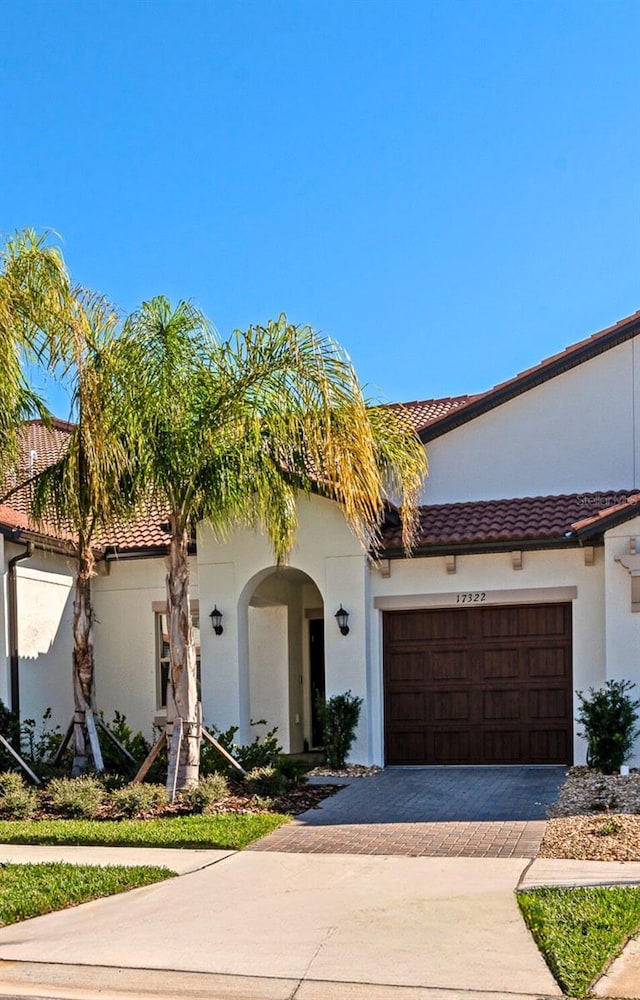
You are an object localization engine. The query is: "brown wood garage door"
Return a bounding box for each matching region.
[383,603,573,765]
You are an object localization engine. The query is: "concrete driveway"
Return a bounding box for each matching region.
[250,765,566,857]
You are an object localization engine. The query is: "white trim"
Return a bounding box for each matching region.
[373,586,577,611]
[152,599,199,612]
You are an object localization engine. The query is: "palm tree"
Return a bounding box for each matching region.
[124,299,427,790]
[31,292,142,774]
[0,228,71,489]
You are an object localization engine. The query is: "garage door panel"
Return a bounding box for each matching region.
[528,647,569,679]
[520,605,568,636]
[528,687,570,720]
[482,689,521,721]
[385,650,426,682]
[529,729,570,762]
[432,650,472,681]
[388,731,427,764]
[480,649,520,679]
[384,603,572,765]
[432,730,472,763]
[389,691,425,723]
[432,690,470,721]
[481,607,522,638]
[482,730,522,763]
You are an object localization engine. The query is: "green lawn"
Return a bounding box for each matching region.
[0,812,288,849]
[0,862,174,925]
[518,885,640,997]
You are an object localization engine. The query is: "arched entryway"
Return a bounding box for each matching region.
[244,567,324,754]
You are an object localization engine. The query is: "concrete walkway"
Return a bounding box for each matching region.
[0,849,561,1000]
[0,848,638,998]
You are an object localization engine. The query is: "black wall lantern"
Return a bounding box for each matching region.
[209,606,224,635]
[335,605,350,636]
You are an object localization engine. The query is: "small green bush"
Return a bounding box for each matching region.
[0,772,37,819]
[98,711,151,779]
[109,783,168,818]
[179,773,229,814]
[276,756,309,785]
[577,679,640,774]
[20,708,63,764]
[46,775,105,818]
[0,702,21,771]
[245,765,285,797]
[201,720,282,777]
[317,690,363,768]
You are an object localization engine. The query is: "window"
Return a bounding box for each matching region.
[155,610,201,709]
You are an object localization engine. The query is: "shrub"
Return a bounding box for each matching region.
[46,775,105,818]
[20,708,63,764]
[577,679,640,774]
[245,765,285,797]
[98,711,151,779]
[109,783,168,818]
[275,755,309,785]
[317,690,363,769]
[0,701,21,770]
[179,773,229,813]
[201,720,282,776]
[0,772,37,819]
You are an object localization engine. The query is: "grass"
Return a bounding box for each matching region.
[518,885,640,997]
[0,812,288,849]
[0,862,174,925]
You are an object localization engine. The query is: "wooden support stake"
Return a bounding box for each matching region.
[0,733,42,786]
[97,718,137,764]
[201,727,248,777]
[132,729,167,784]
[167,720,183,803]
[85,710,104,773]
[52,718,74,765]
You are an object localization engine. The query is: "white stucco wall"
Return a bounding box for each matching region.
[0,535,7,708]
[422,339,638,504]
[92,554,199,739]
[248,605,289,750]
[604,515,640,767]
[370,545,606,766]
[9,546,75,731]
[197,494,370,759]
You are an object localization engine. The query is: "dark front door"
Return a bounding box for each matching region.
[309,618,325,748]
[383,603,573,765]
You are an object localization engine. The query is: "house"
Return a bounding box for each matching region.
[2,310,640,768]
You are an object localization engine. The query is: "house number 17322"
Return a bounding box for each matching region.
[456,592,486,604]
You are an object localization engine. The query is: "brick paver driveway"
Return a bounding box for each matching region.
[249,766,566,858]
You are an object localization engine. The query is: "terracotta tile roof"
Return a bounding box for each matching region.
[419,310,640,442]
[0,420,171,554]
[382,490,640,553]
[570,492,640,535]
[19,418,73,472]
[0,504,31,533]
[387,395,479,433]
[99,503,172,552]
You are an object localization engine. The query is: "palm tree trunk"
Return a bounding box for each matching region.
[166,517,200,791]
[72,547,98,775]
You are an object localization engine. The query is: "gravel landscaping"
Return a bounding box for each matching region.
[541,767,640,861]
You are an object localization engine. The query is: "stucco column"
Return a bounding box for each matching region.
[324,554,370,764]
[0,534,8,707]
[197,559,247,738]
[604,517,640,767]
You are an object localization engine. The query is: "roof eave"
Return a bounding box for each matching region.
[572,503,640,541]
[419,314,640,443]
[381,535,590,560]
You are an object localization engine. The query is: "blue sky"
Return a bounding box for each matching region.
[3,0,639,417]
